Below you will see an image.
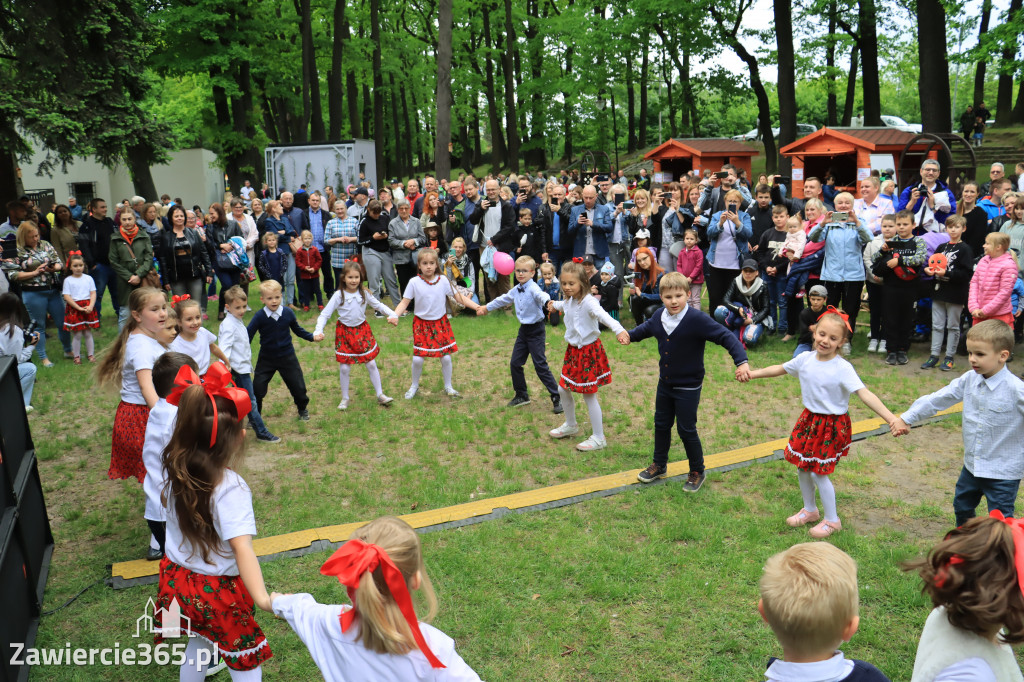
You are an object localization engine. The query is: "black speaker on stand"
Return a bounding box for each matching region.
[0,356,54,682]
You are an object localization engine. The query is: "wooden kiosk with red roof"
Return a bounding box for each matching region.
[644,138,759,182]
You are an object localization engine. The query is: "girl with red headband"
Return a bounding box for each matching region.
[61,252,98,363]
[271,516,481,680]
[742,309,899,538]
[905,513,1024,680]
[170,296,230,377]
[156,364,273,679]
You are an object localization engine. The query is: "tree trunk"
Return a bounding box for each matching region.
[400,84,413,172]
[972,0,991,108]
[346,68,361,137]
[471,97,483,165]
[524,0,546,169]
[369,0,384,175]
[482,8,507,170]
[232,60,262,183]
[626,49,637,153]
[126,142,158,200]
[917,0,952,133]
[859,0,882,125]
[659,53,676,140]
[563,47,574,163]
[388,73,404,177]
[328,0,346,139]
[775,0,796,175]
[502,0,520,172]
[682,47,695,135]
[362,82,372,142]
[841,44,859,126]
[0,151,23,208]
[996,0,1023,125]
[435,0,453,180]
[639,48,649,146]
[826,4,838,127]
[1012,79,1024,124]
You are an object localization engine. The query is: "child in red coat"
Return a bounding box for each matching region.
[295,230,324,310]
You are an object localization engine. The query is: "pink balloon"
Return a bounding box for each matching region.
[493,251,515,276]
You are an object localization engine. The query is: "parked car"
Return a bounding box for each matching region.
[732,124,816,141]
[796,123,818,135]
[881,115,923,133]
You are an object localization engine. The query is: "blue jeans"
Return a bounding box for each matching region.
[17,361,36,406]
[22,289,71,361]
[283,252,296,306]
[713,304,765,348]
[232,371,274,439]
[953,466,1021,527]
[763,274,787,333]
[793,342,812,358]
[89,263,119,319]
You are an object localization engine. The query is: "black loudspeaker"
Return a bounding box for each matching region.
[0,356,54,682]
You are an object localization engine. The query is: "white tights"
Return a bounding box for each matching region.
[410,355,453,391]
[178,637,262,681]
[71,330,94,358]
[557,386,604,440]
[339,360,384,400]
[798,470,839,523]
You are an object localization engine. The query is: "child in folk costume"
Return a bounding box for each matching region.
[743,308,898,538]
[545,259,630,452]
[314,260,397,410]
[156,365,274,679]
[271,516,481,681]
[389,249,482,399]
[61,252,98,364]
[169,296,230,376]
[96,287,168,482]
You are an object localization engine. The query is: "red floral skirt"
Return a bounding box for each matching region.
[109,401,149,482]
[335,320,380,364]
[784,409,852,475]
[412,316,458,357]
[156,557,272,672]
[63,300,99,331]
[559,339,612,394]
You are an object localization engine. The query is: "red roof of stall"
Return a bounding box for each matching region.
[645,138,759,160]
[780,128,922,155]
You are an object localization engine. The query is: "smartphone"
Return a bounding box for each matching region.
[715,171,730,179]
[832,211,849,222]
[448,248,456,257]
[622,200,635,210]
[614,193,625,205]
[727,204,738,213]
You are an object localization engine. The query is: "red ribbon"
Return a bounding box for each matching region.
[171,294,191,304]
[320,538,445,669]
[65,249,82,271]
[934,554,965,588]
[817,305,852,333]
[989,510,1024,600]
[572,257,583,263]
[165,365,251,447]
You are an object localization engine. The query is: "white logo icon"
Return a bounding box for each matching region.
[135,597,193,639]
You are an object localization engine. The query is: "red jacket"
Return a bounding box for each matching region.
[295,247,322,280]
[969,251,1016,318]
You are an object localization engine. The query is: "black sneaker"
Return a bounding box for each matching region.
[374,311,385,318]
[551,396,563,414]
[896,351,909,365]
[683,470,706,492]
[298,409,310,421]
[920,355,939,369]
[637,463,667,484]
[507,395,531,408]
[885,352,898,365]
[256,433,282,443]
[145,547,163,561]
[940,357,955,371]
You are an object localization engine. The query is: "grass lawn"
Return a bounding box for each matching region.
[24,293,1024,679]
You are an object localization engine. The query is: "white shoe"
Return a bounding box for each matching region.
[841,341,852,356]
[25,405,33,414]
[377,394,394,406]
[867,339,878,353]
[444,387,462,398]
[576,435,607,451]
[205,659,227,676]
[549,422,580,439]
[404,387,418,400]
[878,340,887,354]
[337,399,349,410]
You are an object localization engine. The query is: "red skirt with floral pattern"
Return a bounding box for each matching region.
[784,409,853,476]
[63,300,99,331]
[156,557,272,672]
[109,401,149,482]
[559,339,612,394]
[334,320,380,364]
[412,316,458,357]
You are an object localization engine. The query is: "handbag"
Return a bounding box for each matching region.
[445,275,466,315]
[215,250,239,272]
[123,240,162,289]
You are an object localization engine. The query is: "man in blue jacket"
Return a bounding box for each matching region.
[568,185,613,269]
[896,159,956,232]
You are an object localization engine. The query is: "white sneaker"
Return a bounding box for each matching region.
[25,405,33,414]
[841,341,852,356]
[878,340,887,354]
[404,387,418,400]
[867,339,878,352]
[549,422,580,439]
[205,659,227,676]
[337,399,349,410]
[576,435,607,451]
[377,394,394,406]
[444,387,462,398]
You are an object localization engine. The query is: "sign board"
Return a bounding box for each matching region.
[792,168,804,181]
[869,154,896,173]
[653,172,672,184]
[857,167,872,180]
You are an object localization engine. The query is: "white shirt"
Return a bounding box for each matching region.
[402,275,453,321]
[765,651,854,682]
[783,351,865,415]
[482,205,502,241]
[661,305,689,336]
[164,469,256,576]
[0,323,33,362]
[916,182,953,232]
[121,334,165,404]
[142,399,176,522]
[263,305,282,321]
[240,186,255,200]
[219,314,253,375]
[61,273,96,301]
[315,289,395,335]
[854,195,895,235]
[902,366,1024,479]
[485,279,550,325]
[170,327,218,376]
[550,294,625,348]
[271,594,482,682]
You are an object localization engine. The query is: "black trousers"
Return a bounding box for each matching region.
[395,262,417,301]
[468,248,483,297]
[824,280,864,331]
[253,352,309,412]
[865,282,884,340]
[320,249,334,294]
[511,321,559,399]
[882,285,917,352]
[786,291,805,334]
[706,267,740,319]
[629,295,660,325]
[653,382,704,473]
[297,278,323,306]
[147,520,166,553]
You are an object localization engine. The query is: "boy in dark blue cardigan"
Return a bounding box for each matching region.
[247,280,316,420]
[627,272,751,491]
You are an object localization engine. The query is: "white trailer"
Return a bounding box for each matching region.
[264,140,378,196]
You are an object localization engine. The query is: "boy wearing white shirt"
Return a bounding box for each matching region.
[220,285,280,443]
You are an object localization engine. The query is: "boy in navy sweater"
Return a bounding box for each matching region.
[247,279,316,420]
[627,272,750,491]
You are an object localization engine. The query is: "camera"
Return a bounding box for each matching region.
[23,320,38,347]
[833,211,849,222]
[715,171,730,179]
[614,193,626,205]
[918,184,928,193]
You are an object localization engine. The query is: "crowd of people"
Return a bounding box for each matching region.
[5,155,1024,680]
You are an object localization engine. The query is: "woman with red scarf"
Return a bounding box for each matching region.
[109,210,155,330]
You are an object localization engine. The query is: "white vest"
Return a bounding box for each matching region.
[911,607,1024,682]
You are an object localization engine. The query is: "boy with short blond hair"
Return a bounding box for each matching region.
[221,285,279,443]
[862,214,896,353]
[760,542,889,681]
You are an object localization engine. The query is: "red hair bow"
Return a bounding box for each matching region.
[817,305,852,333]
[171,294,191,304]
[65,249,82,270]
[320,538,445,669]
[165,364,251,447]
[990,510,1024,599]
[572,257,583,263]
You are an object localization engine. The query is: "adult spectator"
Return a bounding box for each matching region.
[444,183,464,243]
[389,199,426,299]
[605,183,633,281]
[358,199,402,306]
[1,200,27,239]
[229,198,258,293]
[389,178,405,203]
[378,188,396,220]
[77,198,119,321]
[325,198,359,284]
[458,179,483,293]
[420,191,447,242]
[469,179,517,301]
[0,292,38,409]
[625,188,662,263]
[746,183,775,247]
[981,162,1005,197]
[661,182,694,269]
[538,182,572,274]
[975,101,991,123]
[514,177,544,219]
[251,197,267,231]
[567,185,613,269]
[348,187,369,223]
[204,203,243,320]
[991,191,1018,233]
[595,175,614,205]
[959,105,975,137]
[412,175,437,218]
[138,202,162,239]
[262,199,294,285]
[279,191,307,306]
[158,204,211,303]
[49,204,82,266]
[896,159,956,231]
[405,179,422,213]
[305,191,333,294]
[854,177,895,235]
[0,222,70,364]
[129,195,146,219]
[293,184,310,211]
[699,164,753,215]
[705,189,753,315]
[67,196,83,221]
[240,180,256,203]
[770,175,832,217]
[956,182,991,256]
[259,182,272,200]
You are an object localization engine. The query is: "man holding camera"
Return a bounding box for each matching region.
[568,186,613,269]
[896,159,955,232]
[698,164,752,215]
[514,177,543,220]
[469,179,516,302]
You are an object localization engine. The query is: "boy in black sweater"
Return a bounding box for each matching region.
[247,279,316,420]
[627,272,750,492]
[872,209,926,366]
[921,215,973,371]
[757,205,791,335]
[793,285,829,357]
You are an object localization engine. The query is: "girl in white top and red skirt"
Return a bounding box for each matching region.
[61,252,99,363]
[546,260,631,452]
[315,259,397,410]
[743,308,898,538]
[389,249,482,399]
[157,365,274,680]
